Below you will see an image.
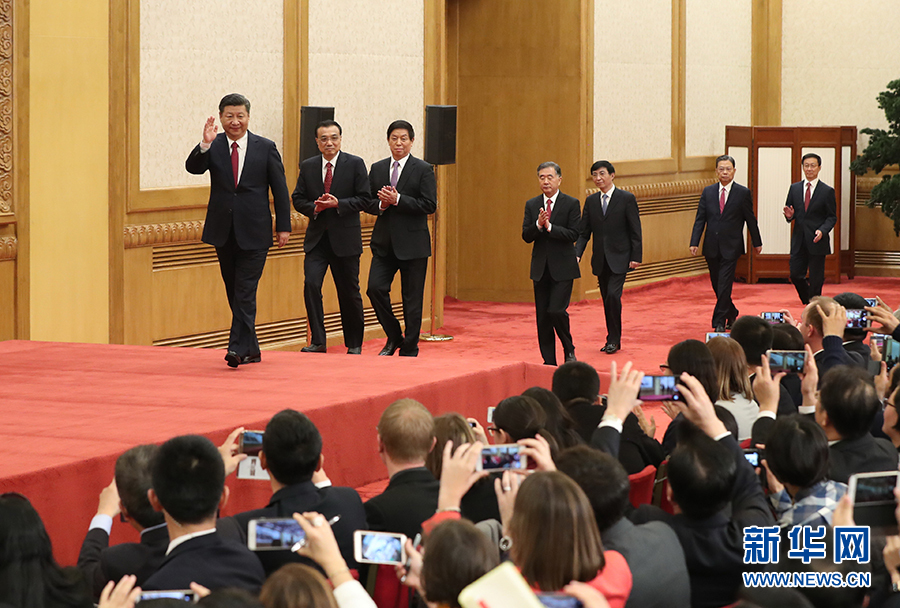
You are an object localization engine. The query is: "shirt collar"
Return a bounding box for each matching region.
[140,522,167,538]
[391,153,410,172]
[323,151,340,168]
[545,190,560,205]
[226,131,248,151]
[165,528,216,555]
[804,178,819,190]
[600,185,616,199]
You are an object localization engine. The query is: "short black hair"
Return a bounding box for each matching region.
[263,409,323,486]
[801,152,822,166]
[315,119,342,136]
[667,339,720,401]
[833,292,869,340]
[421,519,498,608]
[552,361,600,404]
[151,435,225,525]
[667,431,736,519]
[771,323,804,351]
[819,365,880,440]
[116,444,164,529]
[715,154,736,168]
[730,316,774,366]
[766,415,829,489]
[387,120,414,140]
[537,161,561,177]
[219,94,250,114]
[590,160,615,175]
[555,445,629,532]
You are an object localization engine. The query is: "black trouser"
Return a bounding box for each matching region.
[304,232,364,347]
[705,255,739,329]
[215,228,268,357]
[790,244,825,305]
[598,260,627,345]
[533,267,574,366]
[366,247,428,356]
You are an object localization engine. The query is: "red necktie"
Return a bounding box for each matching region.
[231,141,239,188]
[719,187,726,214]
[324,161,333,194]
[804,183,811,211]
[546,199,553,216]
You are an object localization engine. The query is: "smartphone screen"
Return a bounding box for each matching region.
[478,444,526,471]
[248,518,306,551]
[239,430,264,455]
[137,590,197,603]
[536,593,585,608]
[866,298,878,307]
[638,375,681,401]
[743,449,760,467]
[760,312,784,324]
[706,331,730,342]
[850,471,900,530]
[767,350,806,374]
[355,531,406,565]
[872,333,887,351]
[886,338,900,370]
[487,406,495,424]
[846,309,869,329]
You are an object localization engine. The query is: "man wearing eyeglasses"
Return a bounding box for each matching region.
[783,153,837,305]
[293,120,371,354]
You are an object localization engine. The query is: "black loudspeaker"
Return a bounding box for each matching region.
[424,105,457,165]
[299,106,335,165]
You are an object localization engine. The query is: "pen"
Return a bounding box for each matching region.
[292,515,341,552]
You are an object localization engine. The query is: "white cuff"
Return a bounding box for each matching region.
[546,222,552,232]
[756,411,776,421]
[597,416,623,433]
[799,405,816,415]
[199,141,211,152]
[315,479,332,489]
[90,514,114,534]
[713,431,732,441]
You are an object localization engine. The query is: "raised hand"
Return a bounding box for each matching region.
[202,116,218,144]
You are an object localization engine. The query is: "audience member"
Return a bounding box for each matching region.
[660,339,720,452]
[883,374,900,451]
[197,589,265,608]
[365,399,439,539]
[707,336,759,440]
[143,435,265,593]
[77,445,168,598]
[490,395,557,450]
[730,315,797,414]
[0,493,93,608]
[771,322,805,407]
[218,410,367,575]
[521,386,583,449]
[556,445,690,608]
[798,296,854,383]
[833,292,872,369]
[259,564,338,608]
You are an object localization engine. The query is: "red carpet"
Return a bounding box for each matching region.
[3,274,899,565]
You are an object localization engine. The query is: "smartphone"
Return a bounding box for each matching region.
[766,350,806,374]
[846,309,871,330]
[742,448,763,467]
[638,375,681,401]
[247,518,306,551]
[354,530,407,565]
[866,298,878,308]
[477,444,528,472]
[536,592,585,608]
[872,333,888,352]
[760,311,784,324]
[849,471,900,530]
[706,331,730,342]
[885,337,900,371]
[239,430,264,455]
[137,590,197,603]
[487,406,495,424]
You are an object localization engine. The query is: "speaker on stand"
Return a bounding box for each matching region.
[421,105,457,343]
[299,106,335,165]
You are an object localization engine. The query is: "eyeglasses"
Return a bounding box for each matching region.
[487,426,501,435]
[802,163,819,170]
[318,135,341,143]
[659,364,671,372]
[884,399,897,411]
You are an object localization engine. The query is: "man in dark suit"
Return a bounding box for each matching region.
[77,445,168,599]
[522,162,581,366]
[365,120,437,357]
[216,409,367,576]
[186,93,292,368]
[783,153,837,305]
[576,160,642,354]
[292,120,371,354]
[364,399,439,539]
[144,435,265,593]
[690,154,763,331]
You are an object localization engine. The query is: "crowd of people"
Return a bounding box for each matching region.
[5,293,900,608]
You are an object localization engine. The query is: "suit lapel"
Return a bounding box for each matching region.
[395,155,415,193]
[314,154,326,194]
[237,132,257,189]
[603,189,617,218]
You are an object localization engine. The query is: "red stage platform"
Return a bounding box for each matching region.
[0,340,554,564]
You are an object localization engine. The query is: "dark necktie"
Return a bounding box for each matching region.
[390,161,400,189]
[719,187,726,214]
[324,161,333,194]
[231,142,239,188]
[805,183,811,211]
[602,193,609,215]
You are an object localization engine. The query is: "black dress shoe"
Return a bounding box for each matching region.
[603,344,620,354]
[714,325,726,332]
[565,352,577,362]
[241,353,262,364]
[225,351,241,368]
[379,340,400,356]
[301,344,327,353]
[399,348,419,357]
[347,346,362,355]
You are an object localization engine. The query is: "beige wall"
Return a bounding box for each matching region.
[28,0,109,343]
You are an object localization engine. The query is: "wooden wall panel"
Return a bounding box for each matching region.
[0,259,14,340]
[855,176,900,277]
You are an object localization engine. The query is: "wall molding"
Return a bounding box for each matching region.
[0,235,15,260]
[587,179,711,215]
[0,0,12,215]
[624,256,707,285]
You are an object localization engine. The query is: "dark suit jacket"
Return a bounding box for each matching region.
[568,399,665,474]
[575,187,642,275]
[186,132,291,250]
[365,155,437,260]
[814,336,855,385]
[602,518,691,608]
[364,467,439,539]
[632,435,773,608]
[829,434,899,484]
[77,524,169,598]
[690,182,762,260]
[219,481,367,575]
[522,192,581,282]
[785,180,837,256]
[843,340,871,369]
[292,152,371,256]
[142,532,265,593]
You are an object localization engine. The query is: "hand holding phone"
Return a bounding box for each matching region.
[849,471,900,531]
[248,518,306,551]
[638,375,681,401]
[477,444,527,472]
[766,350,806,374]
[238,430,264,455]
[760,311,784,324]
[354,530,407,565]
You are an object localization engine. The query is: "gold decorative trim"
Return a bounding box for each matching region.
[856,176,881,206]
[0,0,13,214]
[856,251,900,267]
[0,235,15,260]
[586,179,711,216]
[624,256,708,284]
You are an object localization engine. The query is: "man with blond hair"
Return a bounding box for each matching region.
[364,398,438,538]
[798,296,853,383]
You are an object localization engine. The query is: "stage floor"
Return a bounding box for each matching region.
[0,340,553,563]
